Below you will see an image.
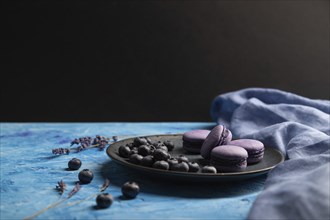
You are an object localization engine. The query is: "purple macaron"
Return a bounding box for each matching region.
[182,129,210,153]
[210,145,248,172]
[228,139,265,164]
[201,125,232,159]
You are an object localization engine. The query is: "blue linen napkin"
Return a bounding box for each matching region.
[210,88,330,220]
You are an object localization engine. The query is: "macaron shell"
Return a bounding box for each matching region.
[182,129,210,143]
[182,129,210,153]
[228,139,264,164]
[210,145,248,172]
[201,125,232,159]
[211,145,248,159]
[201,125,224,159]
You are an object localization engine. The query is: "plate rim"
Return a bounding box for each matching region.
[106,133,285,177]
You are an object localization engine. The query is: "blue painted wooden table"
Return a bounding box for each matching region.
[0,123,266,220]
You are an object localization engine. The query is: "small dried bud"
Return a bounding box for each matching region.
[55,180,67,195]
[52,148,70,155]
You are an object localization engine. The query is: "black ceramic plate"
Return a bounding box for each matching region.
[106,134,284,182]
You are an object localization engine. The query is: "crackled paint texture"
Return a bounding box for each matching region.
[0,123,266,220]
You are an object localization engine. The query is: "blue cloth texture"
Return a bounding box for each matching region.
[211,88,330,220]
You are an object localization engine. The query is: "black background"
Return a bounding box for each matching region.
[2,0,329,122]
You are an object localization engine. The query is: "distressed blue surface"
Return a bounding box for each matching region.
[0,123,266,220]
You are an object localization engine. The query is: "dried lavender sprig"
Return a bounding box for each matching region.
[52,135,127,155]
[76,136,93,151]
[98,140,109,150]
[100,178,110,192]
[24,183,81,220]
[67,183,81,198]
[64,178,110,207]
[92,135,110,150]
[52,148,70,155]
[52,136,97,154]
[55,180,67,195]
[76,143,99,152]
[70,138,80,146]
[24,199,64,220]
[92,135,102,145]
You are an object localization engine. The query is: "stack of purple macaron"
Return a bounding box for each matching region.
[182,125,265,173]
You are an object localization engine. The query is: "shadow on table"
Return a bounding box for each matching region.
[100,160,266,199]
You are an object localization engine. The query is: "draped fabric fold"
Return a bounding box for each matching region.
[210,88,330,220]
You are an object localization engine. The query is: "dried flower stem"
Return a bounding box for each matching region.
[24,183,81,220]
[67,183,81,198]
[51,135,129,155]
[64,194,95,207]
[64,179,110,207]
[24,199,65,220]
[55,180,67,195]
[100,178,110,192]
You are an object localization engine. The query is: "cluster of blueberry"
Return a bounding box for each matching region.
[118,137,218,173]
[67,158,140,209]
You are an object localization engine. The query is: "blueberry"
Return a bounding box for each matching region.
[129,154,143,164]
[112,136,118,142]
[133,137,148,146]
[201,166,217,173]
[167,158,179,169]
[152,141,162,147]
[170,162,189,172]
[141,155,154,167]
[68,158,82,170]
[118,145,131,158]
[78,169,94,184]
[96,193,114,209]
[148,145,156,154]
[163,140,175,151]
[157,145,169,152]
[188,162,200,172]
[130,147,138,155]
[126,143,134,149]
[153,149,170,161]
[138,145,151,156]
[152,160,170,170]
[153,142,168,152]
[177,155,189,163]
[121,181,140,199]
[144,137,153,144]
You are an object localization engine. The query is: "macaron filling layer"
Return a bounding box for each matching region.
[211,160,247,172]
[211,157,247,166]
[182,141,203,153]
[246,150,264,163]
[228,139,264,163]
[248,149,264,158]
